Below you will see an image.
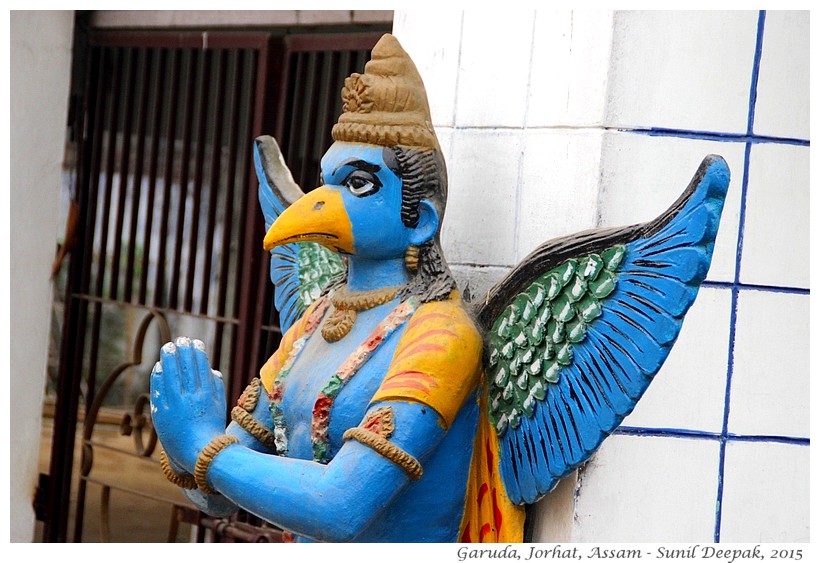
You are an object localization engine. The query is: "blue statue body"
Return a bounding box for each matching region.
[150,34,730,542]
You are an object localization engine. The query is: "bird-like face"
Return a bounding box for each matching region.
[264,142,439,260]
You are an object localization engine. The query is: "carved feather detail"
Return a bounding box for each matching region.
[476,155,730,505]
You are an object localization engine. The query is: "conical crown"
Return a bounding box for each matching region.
[332,34,440,152]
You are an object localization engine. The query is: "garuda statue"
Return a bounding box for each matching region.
[150,34,730,542]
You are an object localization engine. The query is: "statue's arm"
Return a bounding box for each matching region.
[151,299,480,540]
[151,338,445,541]
[202,399,447,542]
[201,299,483,541]
[178,386,277,517]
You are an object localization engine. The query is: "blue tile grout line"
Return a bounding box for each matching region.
[439,125,809,147]
[614,426,810,446]
[623,127,809,147]
[713,10,767,545]
[715,285,739,543]
[701,280,810,295]
[726,434,810,446]
[746,12,767,137]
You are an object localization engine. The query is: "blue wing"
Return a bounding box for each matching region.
[479,155,730,505]
[255,136,346,333]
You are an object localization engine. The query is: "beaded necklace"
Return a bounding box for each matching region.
[269,293,418,462]
[311,296,418,463]
[322,284,405,342]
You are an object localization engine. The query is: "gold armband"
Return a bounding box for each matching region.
[231,406,277,450]
[236,378,262,413]
[343,427,423,481]
[194,435,239,494]
[159,450,197,490]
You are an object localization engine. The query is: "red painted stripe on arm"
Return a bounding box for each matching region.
[392,342,447,364]
[404,311,451,332]
[397,328,459,352]
[384,370,437,385]
[379,379,435,393]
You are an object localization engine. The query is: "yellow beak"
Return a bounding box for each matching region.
[263,186,355,254]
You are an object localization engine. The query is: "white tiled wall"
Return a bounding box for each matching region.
[752,11,810,140]
[597,132,746,283]
[605,11,759,133]
[394,9,809,543]
[391,11,463,128]
[454,11,535,128]
[720,442,810,542]
[730,291,810,438]
[526,11,613,128]
[516,129,603,259]
[443,129,522,267]
[572,435,721,542]
[741,143,810,288]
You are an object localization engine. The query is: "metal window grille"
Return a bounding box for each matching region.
[43,28,385,543]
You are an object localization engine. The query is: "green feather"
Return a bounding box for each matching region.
[296,242,346,307]
[486,244,627,435]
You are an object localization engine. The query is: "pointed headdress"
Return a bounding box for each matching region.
[332,34,440,152]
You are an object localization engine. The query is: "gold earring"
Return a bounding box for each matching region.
[405,246,420,272]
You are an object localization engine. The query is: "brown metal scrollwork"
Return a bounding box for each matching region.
[76,310,172,541]
[120,393,159,457]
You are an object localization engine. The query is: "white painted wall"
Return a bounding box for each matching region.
[394,10,809,542]
[10,10,74,542]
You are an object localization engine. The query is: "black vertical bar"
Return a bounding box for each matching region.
[108,47,136,301]
[262,43,296,363]
[356,49,369,72]
[200,49,228,317]
[78,46,110,309]
[94,46,122,300]
[169,49,198,310]
[249,69,275,387]
[327,49,352,162]
[184,49,212,312]
[240,34,284,398]
[86,46,124,412]
[212,49,244,370]
[139,48,167,305]
[155,49,181,308]
[231,47,260,399]
[124,48,151,303]
[313,51,336,174]
[234,35,282,404]
[296,52,318,186]
[45,41,104,544]
[284,52,305,166]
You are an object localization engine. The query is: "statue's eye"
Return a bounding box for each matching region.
[343,170,381,197]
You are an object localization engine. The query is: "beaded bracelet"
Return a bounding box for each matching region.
[159,450,197,490]
[231,406,277,450]
[193,435,239,494]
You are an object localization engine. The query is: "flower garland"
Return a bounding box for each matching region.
[268,298,330,456]
[311,297,419,463]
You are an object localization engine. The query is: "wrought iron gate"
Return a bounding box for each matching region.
[42,26,384,542]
